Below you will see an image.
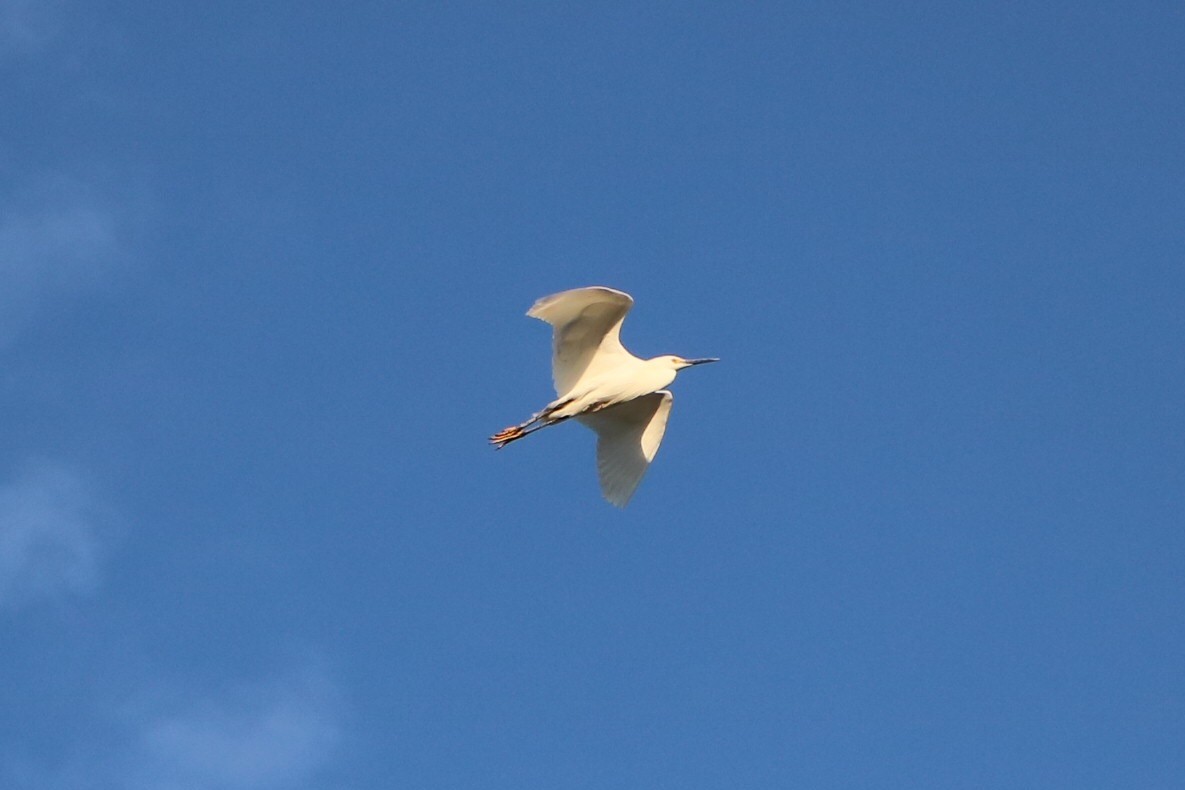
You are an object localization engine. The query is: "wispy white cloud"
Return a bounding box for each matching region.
[0,460,109,609]
[125,665,344,790]
[3,661,346,790]
[0,177,123,348]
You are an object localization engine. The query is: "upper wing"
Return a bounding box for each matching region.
[577,391,673,507]
[527,286,634,396]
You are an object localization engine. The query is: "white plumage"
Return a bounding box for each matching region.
[491,286,716,507]
[526,286,635,397]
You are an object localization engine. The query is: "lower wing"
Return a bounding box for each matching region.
[576,391,673,507]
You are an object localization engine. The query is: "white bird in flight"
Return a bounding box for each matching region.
[490,286,717,507]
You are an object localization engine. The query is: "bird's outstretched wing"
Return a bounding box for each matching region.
[577,391,673,507]
[527,286,634,397]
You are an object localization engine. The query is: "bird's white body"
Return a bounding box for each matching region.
[546,355,677,421]
[491,286,716,507]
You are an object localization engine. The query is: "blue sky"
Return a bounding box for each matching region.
[2,2,1183,787]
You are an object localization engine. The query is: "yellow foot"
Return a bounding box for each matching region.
[489,425,525,447]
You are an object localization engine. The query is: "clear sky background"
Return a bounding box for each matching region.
[2,2,1183,788]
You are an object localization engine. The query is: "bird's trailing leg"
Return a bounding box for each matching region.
[489,420,549,448]
[489,399,574,449]
[489,420,532,448]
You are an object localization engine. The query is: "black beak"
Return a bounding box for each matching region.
[685,358,719,366]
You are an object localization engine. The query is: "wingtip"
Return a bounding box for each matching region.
[601,485,636,508]
[525,293,554,319]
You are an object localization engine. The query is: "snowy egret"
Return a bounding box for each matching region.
[490,286,717,507]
